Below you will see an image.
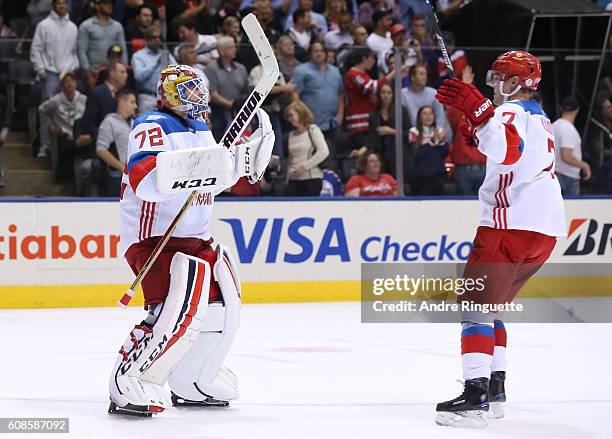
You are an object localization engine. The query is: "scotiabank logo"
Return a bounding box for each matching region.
[563,218,612,256]
[0,224,120,260]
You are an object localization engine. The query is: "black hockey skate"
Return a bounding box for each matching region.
[108,400,164,417]
[171,391,230,408]
[435,378,489,428]
[488,371,506,419]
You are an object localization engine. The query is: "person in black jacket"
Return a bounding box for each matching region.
[368,83,411,187]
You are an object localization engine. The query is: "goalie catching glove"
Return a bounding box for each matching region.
[436,78,495,128]
[155,108,275,194]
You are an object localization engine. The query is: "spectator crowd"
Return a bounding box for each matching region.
[0,0,610,197]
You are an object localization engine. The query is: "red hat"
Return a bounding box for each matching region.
[391,24,406,36]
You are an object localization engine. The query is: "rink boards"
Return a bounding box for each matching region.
[0,197,610,308]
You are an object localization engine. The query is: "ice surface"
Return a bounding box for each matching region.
[1,302,611,439]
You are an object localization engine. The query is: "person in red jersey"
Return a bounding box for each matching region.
[345,150,397,196]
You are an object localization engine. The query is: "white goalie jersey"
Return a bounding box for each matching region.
[119,110,227,256]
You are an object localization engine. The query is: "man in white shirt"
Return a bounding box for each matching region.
[324,13,353,51]
[288,7,313,51]
[173,18,219,66]
[553,97,591,196]
[366,9,393,61]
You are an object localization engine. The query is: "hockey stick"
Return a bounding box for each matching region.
[119,13,279,307]
[424,0,455,78]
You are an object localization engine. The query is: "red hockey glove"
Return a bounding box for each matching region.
[436,78,494,127]
[459,116,479,146]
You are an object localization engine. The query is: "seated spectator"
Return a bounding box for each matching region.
[553,97,591,196]
[284,100,330,196]
[292,41,344,162]
[177,44,209,87]
[164,0,210,41]
[358,0,397,32]
[173,18,219,66]
[368,83,411,183]
[238,0,282,71]
[285,0,329,34]
[435,31,468,86]
[277,35,301,81]
[345,150,397,196]
[77,61,128,147]
[133,26,177,113]
[409,105,449,195]
[366,9,393,62]
[214,0,242,33]
[286,7,320,61]
[324,0,348,31]
[30,0,79,102]
[96,89,137,197]
[205,36,249,140]
[336,24,368,70]
[217,16,242,44]
[586,95,612,192]
[95,44,136,89]
[37,71,87,181]
[344,47,398,153]
[408,15,438,83]
[447,107,486,195]
[0,97,8,188]
[78,0,128,90]
[401,64,450,137]
[381,24,422,78]
[124,3,155,55]
[0,13,16,38]
[324,12,353,51]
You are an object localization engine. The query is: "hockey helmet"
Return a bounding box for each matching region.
[486,51,542,96]
[157,64,209,118]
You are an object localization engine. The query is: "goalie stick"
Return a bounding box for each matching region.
[424,0,455,78]
[119,13,279,307]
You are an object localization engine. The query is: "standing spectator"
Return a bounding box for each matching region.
[78,61,129,145]
[205,36,249,140]
[214,0,242,33]
[217,16,242,44]
[133,27,177,113]
[239,0,282,71]
[553,97,591,196]
[324,0,348,31]
[30,0,79,102]
[164,0,209,41]
[178,44,209,86]
[324,12,353,50]
[345,150,397,196]
[96,89,138,197]
[78,0,128,90]
[173,18,218,66]
[447,106,486,195]
[435,31,468,86]
[124,4,155,54]
[344,47,397,151]
[401,64,450,135]
[382,24,422,76]
[287,7,318,61]
[292,42,345,154]
[0,97,8,188]
[408,15,438,82]
[368,83,411,183]
[284,100,330,196]
[0,13,17,39]
[285,0,328,33]
[277,35,301,81]
[14,0,53,56]
[358,0,397,32]
[37,71,87,178]
[336,24,368,70]
[409,105,449,195]
[366,8,393,62]
[95,44,136,89]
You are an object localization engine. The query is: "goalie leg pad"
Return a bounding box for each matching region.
[109,252,211,409]
[168,244,241,402]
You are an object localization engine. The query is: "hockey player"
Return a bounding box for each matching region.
[108,64,274,417]
[434,51,565,427]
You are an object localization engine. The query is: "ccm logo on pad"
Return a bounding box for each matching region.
[474,100,492,118]
[172,177,217,189]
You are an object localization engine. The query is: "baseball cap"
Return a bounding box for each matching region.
[107,44,122,57]
[391,24,406,36]
[372,8,392,25]
[59,70,76,83]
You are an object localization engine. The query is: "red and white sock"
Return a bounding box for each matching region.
[461,322,494,380]
[491,319,507,372]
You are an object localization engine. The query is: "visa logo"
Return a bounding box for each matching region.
[220,217,351,264]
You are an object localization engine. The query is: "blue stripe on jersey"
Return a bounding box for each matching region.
[519,137,525,153]
[128,150,160,172]
[132,110,210,134]
[461,325,494,338]
[508,99,548,118]
[494,320,505,329]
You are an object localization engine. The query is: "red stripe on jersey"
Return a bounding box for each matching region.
[501,124,522,165]
[494,327,507,347]
[461,334,495,355]
[494,175,503,228]
[147,202,156,238]
[129,156,157,193]
[138,201,146,241]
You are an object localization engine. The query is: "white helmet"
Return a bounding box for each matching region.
[156,64,209,118]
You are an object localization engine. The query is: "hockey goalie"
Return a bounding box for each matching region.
[107,64,274,417]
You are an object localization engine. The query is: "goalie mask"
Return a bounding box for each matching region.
[157,65,209,118]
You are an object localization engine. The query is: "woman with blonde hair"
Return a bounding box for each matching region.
[284,100,330,196]
[324,0,348,31]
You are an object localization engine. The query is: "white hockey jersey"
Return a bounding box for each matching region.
[475,99,566,237]
[119,110,224,256]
